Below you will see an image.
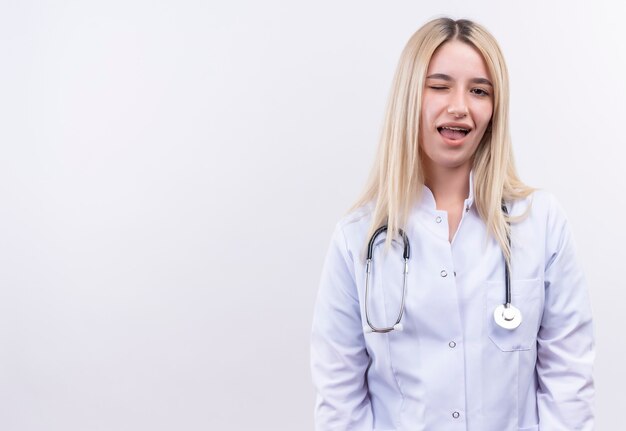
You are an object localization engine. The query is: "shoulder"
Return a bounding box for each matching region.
[510,188,570,229]
[509,189,573,261]
[331,201,376,263]
[336,201,375,233]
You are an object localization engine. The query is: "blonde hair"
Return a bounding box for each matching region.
[349,17,534,263]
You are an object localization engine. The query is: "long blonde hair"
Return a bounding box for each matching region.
[349,17,534,264]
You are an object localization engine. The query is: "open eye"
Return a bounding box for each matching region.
[471,88,490,96]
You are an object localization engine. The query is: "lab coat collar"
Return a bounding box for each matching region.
[417,169,475,212]
[408,170,474,240]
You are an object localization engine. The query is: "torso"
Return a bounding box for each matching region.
[326,189,557,429]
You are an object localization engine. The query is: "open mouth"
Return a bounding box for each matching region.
[437,126,471,141]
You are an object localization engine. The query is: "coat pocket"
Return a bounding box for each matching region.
[485,278,543,352]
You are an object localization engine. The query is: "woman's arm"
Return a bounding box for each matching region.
[311,223,373,430]
[536,196,595,430]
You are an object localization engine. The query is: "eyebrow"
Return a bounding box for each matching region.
[426,73,493,87]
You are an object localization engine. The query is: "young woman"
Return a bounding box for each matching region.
[311,18,595,430]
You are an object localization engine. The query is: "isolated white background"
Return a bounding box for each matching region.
[0,1,624,430]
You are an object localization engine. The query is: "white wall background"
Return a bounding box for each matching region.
[0,1,624,430]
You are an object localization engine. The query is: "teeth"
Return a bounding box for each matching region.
[441,126,469,132]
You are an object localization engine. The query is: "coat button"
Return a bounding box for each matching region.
[440,270,447,277]
[435,216,442,223]
[452,411,460,419]
[449,341,456,348]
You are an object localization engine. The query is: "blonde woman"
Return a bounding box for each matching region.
[311,17,595,430]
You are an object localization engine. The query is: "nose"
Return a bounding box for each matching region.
[447,89,469,117]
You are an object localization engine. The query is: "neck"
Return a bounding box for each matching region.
[423,163,471,208]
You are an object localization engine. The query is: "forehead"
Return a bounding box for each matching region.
[426,40,491,80]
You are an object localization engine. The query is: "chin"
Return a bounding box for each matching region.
[427,156,472,170]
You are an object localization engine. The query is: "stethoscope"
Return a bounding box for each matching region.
[363,202,522,333]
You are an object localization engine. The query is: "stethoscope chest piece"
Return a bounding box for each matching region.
[493,304,522,330]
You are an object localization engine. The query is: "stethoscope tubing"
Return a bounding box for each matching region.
[502,202,512,306]
[364,226,410,333]
[364,201,520,334]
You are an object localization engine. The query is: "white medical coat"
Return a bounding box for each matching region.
[311,177,595,431]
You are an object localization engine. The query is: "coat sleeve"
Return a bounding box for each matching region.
[536,196,595,430]
[310,223,373,431]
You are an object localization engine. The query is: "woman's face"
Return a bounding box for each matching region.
[419,40,494,172]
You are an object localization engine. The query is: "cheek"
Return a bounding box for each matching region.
[420,105,437,132]
[419,110,438,151]
[471,113,492,135]
[480,105,494,128]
